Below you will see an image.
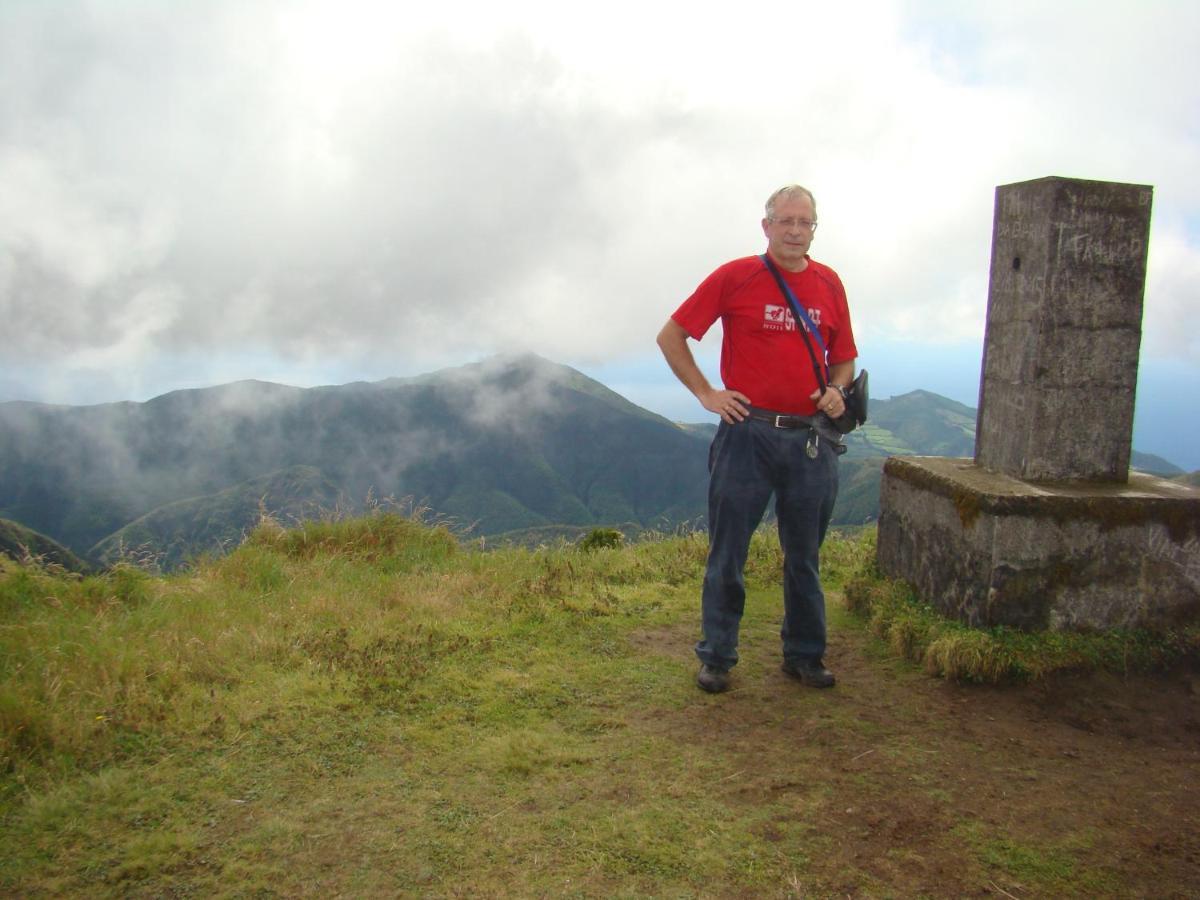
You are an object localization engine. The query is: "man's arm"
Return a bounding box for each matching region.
[656,319,750,424]
[828,360,855,390]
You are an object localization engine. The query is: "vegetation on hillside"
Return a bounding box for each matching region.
[5,360,1189,574]
[0,517,93,574]
[0,356,713,561]
[90,465,346,571]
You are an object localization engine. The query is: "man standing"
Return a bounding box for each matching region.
[656,184,858,693]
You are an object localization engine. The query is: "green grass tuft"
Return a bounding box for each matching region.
[245,509,458,567]
[844,563,1200,683]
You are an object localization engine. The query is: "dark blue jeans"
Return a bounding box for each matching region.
[695,417,839,671]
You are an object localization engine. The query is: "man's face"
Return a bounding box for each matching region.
[762,195,817,270]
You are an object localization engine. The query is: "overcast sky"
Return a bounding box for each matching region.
[2,0,1198,467]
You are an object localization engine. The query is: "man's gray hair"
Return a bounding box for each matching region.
[765,184,817,220]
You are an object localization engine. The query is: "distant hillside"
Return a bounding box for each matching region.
[1133,454,1185,477]
[91,466,346,571]
[0,518,93,574]
[1,360,1187,571]
[852,389,977,458]
[0,355,712,568]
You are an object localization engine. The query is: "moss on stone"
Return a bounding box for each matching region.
[883,456,1200,542]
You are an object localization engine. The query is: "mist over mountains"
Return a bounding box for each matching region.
[0,354,1185,571]
[1,356,708,567]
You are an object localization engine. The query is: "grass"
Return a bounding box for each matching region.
[0,512,721,894]
[1,513,1196,896]
[843,530,1200,682]
[953,822,1118,897]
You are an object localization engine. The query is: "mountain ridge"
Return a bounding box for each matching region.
[0,354,1188,570]
[0,354,713,567]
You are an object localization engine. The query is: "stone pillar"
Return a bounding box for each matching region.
[975,177,1153,483]
[876,176,1200,632]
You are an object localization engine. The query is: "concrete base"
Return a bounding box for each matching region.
[876,456,1200,631]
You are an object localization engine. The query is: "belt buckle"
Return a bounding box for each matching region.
[773,415,787,428]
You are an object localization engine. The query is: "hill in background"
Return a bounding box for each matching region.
[1,355,710,568]
[0,517,93,574]
[90,465,347,571]
[0,354,1185,570]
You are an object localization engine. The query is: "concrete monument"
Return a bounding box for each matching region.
[877,176,1200,631]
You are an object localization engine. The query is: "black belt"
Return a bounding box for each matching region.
[745,406,817,429]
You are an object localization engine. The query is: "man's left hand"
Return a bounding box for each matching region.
[810,385,845,418]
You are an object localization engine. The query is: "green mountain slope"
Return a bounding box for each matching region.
[0,518,94,573]
[0,355,712,566]
[1,360,1187,571]
[90,465,346,570]
[847,389,977,458]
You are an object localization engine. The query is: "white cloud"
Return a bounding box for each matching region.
[1,0,1197,408]
[1145,230,1200,362]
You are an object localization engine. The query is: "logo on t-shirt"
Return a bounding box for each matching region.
[764,305,795,332]
[764,305,822,333]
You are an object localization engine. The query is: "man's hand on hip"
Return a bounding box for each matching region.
[702,389,751,424]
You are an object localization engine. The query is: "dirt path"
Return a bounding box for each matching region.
[632,597,1200,897]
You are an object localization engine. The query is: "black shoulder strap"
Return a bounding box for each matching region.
[760,254,828,393]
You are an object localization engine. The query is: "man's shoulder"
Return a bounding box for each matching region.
[711,254,766,276]
[701,255,769,292]
[685,255,768,297]
[803,257,845,292]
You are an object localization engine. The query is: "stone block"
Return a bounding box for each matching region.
[975,176,1153,483]
[876,456,1200,631]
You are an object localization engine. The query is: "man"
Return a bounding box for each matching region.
[656,184,858,693]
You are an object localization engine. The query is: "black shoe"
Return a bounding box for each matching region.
[696,664,730,693]
[782,658,836,688]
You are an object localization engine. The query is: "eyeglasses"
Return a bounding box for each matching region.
[770,217,818,232]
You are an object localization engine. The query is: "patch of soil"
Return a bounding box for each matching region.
[629,610,1200,897]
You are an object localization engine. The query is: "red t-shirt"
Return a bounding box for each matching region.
[671,254,857,416]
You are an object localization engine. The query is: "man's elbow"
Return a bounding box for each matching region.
[656,319,686,352]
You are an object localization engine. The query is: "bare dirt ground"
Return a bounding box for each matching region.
[630,606,1200,898]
